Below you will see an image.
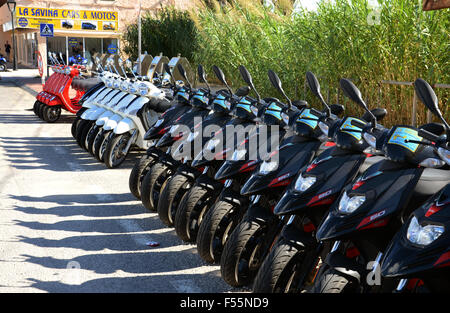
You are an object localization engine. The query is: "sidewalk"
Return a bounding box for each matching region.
[0,63,43,96]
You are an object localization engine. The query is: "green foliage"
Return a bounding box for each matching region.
[193,0,449,126]
[122,6,199,61]
[123,0,449,126]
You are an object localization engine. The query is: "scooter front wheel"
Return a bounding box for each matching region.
[129,155,156,200]
[104,133,132,169]
[33,101,41,116]
[252,239,307,293]
[157,174,191,227]
[220,215,268,287]
[43,106,61,123]
[141,162,172,211]
[37,103,46,120]
[196,200,240,264]
[310,268,353,293]
[174,186,216,243]
[87,125,102,155]
[94,129,112,162]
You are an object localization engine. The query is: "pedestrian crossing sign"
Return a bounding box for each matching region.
[40,23,54,37]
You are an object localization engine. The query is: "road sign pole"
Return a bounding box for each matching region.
[46,37,49,79]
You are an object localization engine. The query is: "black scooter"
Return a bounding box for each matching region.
[380,78,450,293]
[157,66,250,228]
[219,71,344,288]
[140,64,217,212]
[194,69,310,264]
[252,80,388,293]
[173,65,280,243]
[129,64,195,200]
[311,78,450,293]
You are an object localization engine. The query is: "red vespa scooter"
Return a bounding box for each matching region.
[33,52,95,123]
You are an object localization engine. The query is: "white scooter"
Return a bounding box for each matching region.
[101,78,169,168]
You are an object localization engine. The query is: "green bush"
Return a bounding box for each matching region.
[122,6,199,61]
[123,0,448,126]
[192,0,449,126]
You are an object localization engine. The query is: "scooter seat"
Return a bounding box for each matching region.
[359,156,385,173]
[147,98,172,113]
[72,78,101,92]
[415,168,450,196]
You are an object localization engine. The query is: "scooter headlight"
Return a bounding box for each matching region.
[120,81,130,92]
[407,216,444,246]
[338,191,366,214]
[64,67,71,75]
[438,147,450,166]
[139,83,149,96]
[129,83,138,94]
[231,149,247,161]
[294,174,316,192]
[363,133,377,149]
[113,80,120,89]
[259,161,278,175]
[319,121,329,137]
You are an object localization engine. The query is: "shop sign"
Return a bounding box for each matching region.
[107,44,118,54]
[15,6,119,32]
[68,37,79,47]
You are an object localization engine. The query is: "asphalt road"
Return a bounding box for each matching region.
[0,82,242,293]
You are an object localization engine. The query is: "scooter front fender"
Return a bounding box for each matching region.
[83,107,104,120]
[323,250,365,283]
[280,223,317,251]
[96,111,115,126]
[115,117,136,135]
[103,114,123,131]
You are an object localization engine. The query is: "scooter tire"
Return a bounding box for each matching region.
[76,120,93,150]
[196,201,237,264]
[220,216,267,287]
[310,268,352,293]
[37,103,46,120]
[252,239,306,293]
[140,162,171,212]
[104,133,132,169]
[129,155,156,200]
[43,106,61,123]
[33,101,40,116]
[94,129,112,162]
[157,174,191,227]
[87,124,101,155]
[174,185,215,243]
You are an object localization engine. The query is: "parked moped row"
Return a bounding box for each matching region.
[127,60,449,292]
[33,52,101,123]
[71,54,198,169]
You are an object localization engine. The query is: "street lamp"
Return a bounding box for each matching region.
[7,0,17,71]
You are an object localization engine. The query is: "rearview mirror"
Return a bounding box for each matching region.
[414,78,440,118]
[239,65,260,101]
[340,78,375,124]
[268,70,292,108]
[306,71,323,101]
[177,63,191,87]
[340,78,366,109]
[197,64,206,83]
[414,78,450,133]
[212,65,232,95]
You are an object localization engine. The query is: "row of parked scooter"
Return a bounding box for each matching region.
[68,53,450,293]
